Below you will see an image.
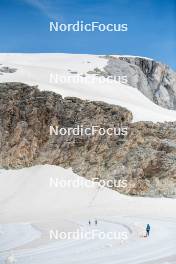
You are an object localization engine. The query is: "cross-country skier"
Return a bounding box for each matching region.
[146,224,151,237]
[95,219,97,225]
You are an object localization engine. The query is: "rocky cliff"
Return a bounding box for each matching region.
[0,82,176,197]
[103,56,176,110]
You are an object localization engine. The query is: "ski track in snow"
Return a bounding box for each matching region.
[0,165,176,264]
[0,216,176,264]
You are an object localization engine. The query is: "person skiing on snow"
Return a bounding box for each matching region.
[95,219,97,225]
[88,220,91,226]
[146,224,151,237]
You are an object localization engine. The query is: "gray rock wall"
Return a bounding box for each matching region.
[104,56,176,110]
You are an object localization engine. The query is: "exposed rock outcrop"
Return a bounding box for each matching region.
[0,82,176,197]
[103,56,176,110]
[0,66,17,74]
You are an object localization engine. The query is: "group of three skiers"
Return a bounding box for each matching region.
[88,221,151,237]
[4,223,151,263]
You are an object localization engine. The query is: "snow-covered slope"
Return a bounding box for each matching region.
[0,165,176,264]
[1,53,176,263]
[0,53,176,122]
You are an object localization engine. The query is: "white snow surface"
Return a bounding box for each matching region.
[0,165,176,264]
[0,53,176,263]
[0,53,176,122]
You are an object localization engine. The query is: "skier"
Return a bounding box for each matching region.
[146,224,151,237]
[88,220,91,226]
[95,219,97,226]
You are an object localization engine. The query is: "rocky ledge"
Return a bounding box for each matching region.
[103,56,176,110]
[0,82,176,197]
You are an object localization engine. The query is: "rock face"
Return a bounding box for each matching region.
[0,82,176,197]
[0,66,17,74]
[104,56,176,110]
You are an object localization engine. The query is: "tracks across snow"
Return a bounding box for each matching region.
[0,216,176,264]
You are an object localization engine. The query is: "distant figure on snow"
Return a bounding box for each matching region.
[146,224,151,237]
[88,220,91,226]
[95,219,98,225]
